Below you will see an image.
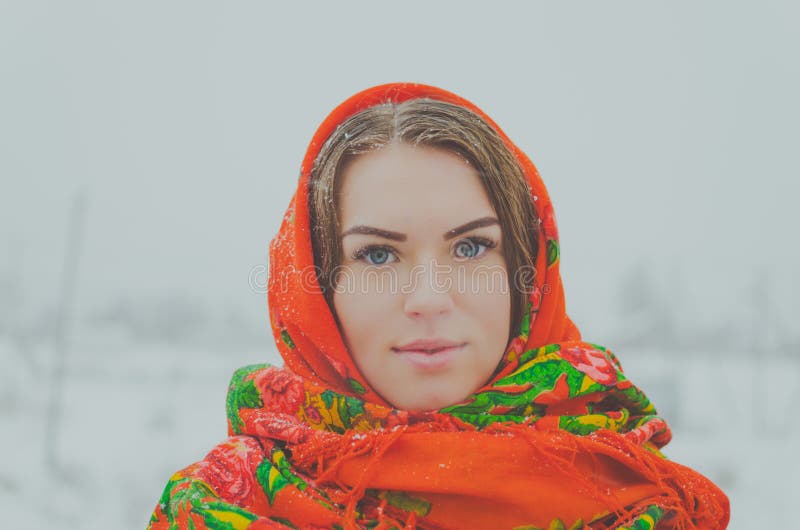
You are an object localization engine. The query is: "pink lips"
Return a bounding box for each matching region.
[392,338,466,370]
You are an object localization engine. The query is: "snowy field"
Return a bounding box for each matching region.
[1,337,796,529]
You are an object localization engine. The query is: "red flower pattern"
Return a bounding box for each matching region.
[253,367,305,414]
[560,347,618,386]
[304,405,322,423]
[250,412,312,444]
[198,437,262,507]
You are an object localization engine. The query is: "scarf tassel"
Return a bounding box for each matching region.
[289,423,728,529]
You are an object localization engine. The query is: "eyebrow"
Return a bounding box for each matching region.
[341,216,500,241]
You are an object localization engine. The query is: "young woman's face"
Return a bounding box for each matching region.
[333,142,511,411]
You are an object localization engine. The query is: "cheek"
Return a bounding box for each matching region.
[458,267,511,340]
[474,291,510,333]
[333,289,396,348]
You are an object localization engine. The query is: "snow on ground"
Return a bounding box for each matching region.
[1,338,796,528]
[0,339,279,530]
[621,348,800,527]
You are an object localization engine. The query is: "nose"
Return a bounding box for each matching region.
[402,259,454,319]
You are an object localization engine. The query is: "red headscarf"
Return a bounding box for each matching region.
[268,82,580,402]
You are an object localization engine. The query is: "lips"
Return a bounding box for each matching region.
[392,338,466,354]
[392,339,466,371]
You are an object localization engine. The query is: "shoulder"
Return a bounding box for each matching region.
[147,435,287,529]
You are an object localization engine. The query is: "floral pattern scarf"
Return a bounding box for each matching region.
[147,83,730,529]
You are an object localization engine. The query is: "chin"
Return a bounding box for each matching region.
[398,388,468,412]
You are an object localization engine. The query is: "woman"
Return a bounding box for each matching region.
[147,83,730,529]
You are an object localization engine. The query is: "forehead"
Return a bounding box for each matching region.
[337,143,497,231]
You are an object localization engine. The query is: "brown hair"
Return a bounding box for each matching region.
[308,98,539,341]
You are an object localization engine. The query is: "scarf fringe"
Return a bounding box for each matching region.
[291,426,410,529]
[288,423,728,529]
[508,426,727,530]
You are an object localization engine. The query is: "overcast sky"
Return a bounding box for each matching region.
[2,1,798,348]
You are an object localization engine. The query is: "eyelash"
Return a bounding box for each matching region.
[350,236,498,265]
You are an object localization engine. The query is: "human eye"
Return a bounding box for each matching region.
[351,244,398,266]
[452,236,497,261]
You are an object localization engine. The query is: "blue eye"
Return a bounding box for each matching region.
[454,237,496,260]
[352,245,397,265]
